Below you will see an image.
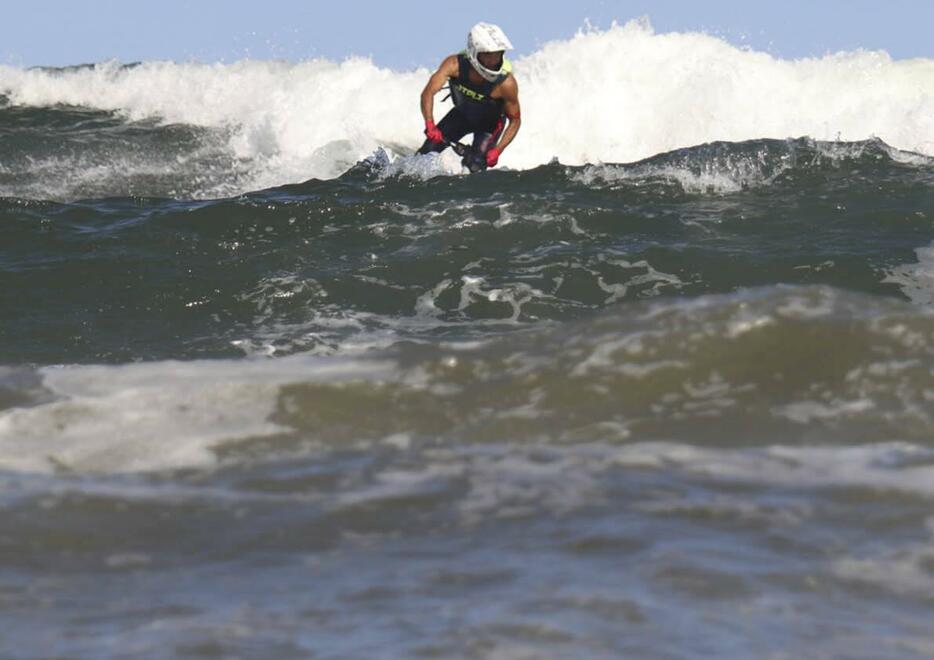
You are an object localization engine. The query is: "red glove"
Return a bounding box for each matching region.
[486,147,501,168]
[424,120,444,143]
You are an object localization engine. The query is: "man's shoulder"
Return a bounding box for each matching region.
[441,54,462,71]
[497,73,519,97]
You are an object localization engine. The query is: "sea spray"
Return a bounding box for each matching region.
[2,19,934,196]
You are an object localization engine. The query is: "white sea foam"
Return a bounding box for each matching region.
[608,441,934,498]
[409,440,934,529]
[574,162,759,194]
[831,516,934,600]
[0,356,390,474]
[883,244,934,308]
[3,347,934,506]
[2,19,934,196]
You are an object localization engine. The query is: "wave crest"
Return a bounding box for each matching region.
[2,20,934,198]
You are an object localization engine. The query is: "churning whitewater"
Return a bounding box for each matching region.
[2,19,934,199]
[2,18,934,660]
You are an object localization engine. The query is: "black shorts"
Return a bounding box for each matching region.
[417,107,505,157]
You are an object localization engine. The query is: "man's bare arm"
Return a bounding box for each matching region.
[495,77,522,153]
[421,56,459,123]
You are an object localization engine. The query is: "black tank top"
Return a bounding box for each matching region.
[449,54,507,129]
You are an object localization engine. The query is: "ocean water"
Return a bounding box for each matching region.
[2,20,934,659]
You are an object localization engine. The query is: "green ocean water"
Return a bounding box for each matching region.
[1,102,934,658]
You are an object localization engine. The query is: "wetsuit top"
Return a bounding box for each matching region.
[449,52,512,130]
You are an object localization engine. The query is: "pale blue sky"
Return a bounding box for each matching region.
[2,1,930,69]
